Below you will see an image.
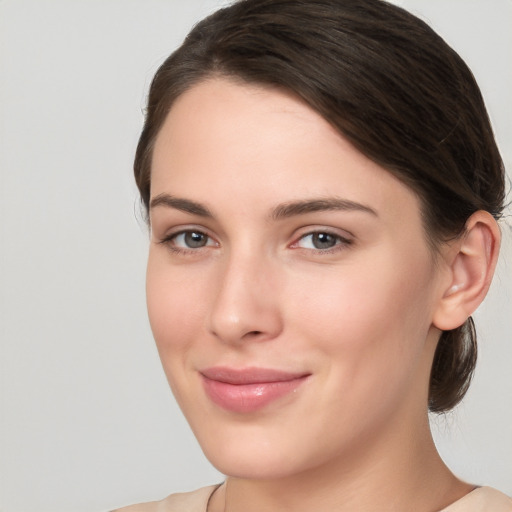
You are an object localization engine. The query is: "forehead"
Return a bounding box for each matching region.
[151,78,421,226]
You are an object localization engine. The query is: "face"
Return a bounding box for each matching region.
[147,78,447,479]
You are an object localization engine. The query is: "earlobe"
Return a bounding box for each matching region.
[433,211,501,331]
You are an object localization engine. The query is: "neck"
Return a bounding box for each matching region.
[210,412,472,512]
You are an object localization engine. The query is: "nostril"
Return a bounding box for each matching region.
[245,330,263,338]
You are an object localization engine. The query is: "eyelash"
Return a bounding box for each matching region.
[291,230,353,254]
[158,229,353,255]
[158,229,217,255]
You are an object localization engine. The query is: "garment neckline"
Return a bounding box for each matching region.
[204,484,503,512]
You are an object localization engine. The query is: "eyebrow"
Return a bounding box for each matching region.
[149,193,377,220]
[150,194,213,217]
[271,198,378,220]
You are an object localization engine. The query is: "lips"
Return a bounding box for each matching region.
[200,367,310,413]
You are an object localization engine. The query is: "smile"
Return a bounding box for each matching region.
[200,367,310,413]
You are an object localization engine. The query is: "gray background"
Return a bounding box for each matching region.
[0,1,510,511]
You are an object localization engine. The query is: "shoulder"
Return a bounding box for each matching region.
[111,485,220,512]
[441,486,512,512]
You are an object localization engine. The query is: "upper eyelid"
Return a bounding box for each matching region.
[156,225,214,240]
[162,229,210,241]
[292,232,352,245]
[292,225,354,240]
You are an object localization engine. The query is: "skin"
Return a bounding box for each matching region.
[146,78,479,512]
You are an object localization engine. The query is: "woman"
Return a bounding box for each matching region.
[116,0,511,510]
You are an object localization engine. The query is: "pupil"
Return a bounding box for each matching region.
[313,233,336,249]
[185,232,206,248]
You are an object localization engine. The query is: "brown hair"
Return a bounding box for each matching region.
[134,0,505,413]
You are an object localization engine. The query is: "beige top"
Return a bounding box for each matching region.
[113,485,512,512]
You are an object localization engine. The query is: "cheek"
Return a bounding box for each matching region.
[291,261,427,337]
[286,249,436,388]
[146,255,208,360]
[145,254,215,412]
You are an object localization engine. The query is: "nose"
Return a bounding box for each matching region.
[207,251,283,345]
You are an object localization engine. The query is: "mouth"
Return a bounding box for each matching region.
[200,367,311,413]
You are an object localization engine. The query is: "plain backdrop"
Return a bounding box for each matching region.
[0,1,511,511]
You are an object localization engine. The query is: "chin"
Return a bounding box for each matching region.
[189,418,329,481]
[204,445,301,480]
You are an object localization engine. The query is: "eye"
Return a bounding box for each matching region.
[175,231,210,248]
[160,230,217,252]
[294,231,352,251]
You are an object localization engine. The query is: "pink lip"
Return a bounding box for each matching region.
[200,367,310,413]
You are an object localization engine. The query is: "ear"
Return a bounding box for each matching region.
[433,210,501,331]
